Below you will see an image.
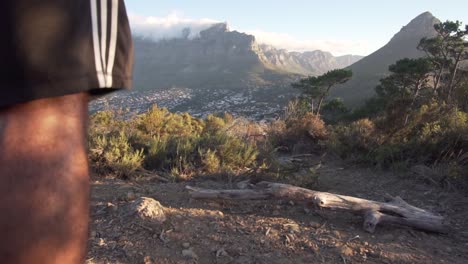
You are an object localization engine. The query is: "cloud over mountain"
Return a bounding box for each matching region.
[129,13,368,55]
[129,12,220,40]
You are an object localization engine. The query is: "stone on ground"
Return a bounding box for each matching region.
[130,197,166,223]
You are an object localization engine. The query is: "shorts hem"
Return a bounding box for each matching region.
[0,75,132,108]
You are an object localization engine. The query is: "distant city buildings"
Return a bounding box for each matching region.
[90,84,297,120]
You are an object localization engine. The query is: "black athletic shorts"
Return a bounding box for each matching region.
[0,0,133,108]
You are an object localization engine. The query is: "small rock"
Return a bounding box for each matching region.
[340,246,354,257]
[272,210,280,216]
[216,248,229,258]
[446,247,453,253]
[143,256,153,264]
[130,197,166,223]
[126,191,136,201]
[107,202,118,212]
[97,238,105,247]
[90,231,97,238]
[182,248,198,260]
[182,242,191,249]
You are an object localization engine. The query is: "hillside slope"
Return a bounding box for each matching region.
[331,12,440,107]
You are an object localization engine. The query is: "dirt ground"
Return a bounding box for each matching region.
[86,158,468,264]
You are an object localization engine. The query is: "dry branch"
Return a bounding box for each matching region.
[186,181,447,233]
[136,169,170,182]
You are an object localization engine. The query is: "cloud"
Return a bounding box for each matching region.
[245,30,371,56]
[129,13,370,55]
[129,12,220,40]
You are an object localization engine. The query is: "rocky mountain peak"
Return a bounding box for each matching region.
[390,11,439,43]
[199,23,230,38]
[406,11,438,29]
[413,11,436,21]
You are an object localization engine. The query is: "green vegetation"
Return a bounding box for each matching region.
[88,20,467,188]
[325,20,468,183]
[292,69,353,116]
[273,19,468,185]
[89,106,261,180]
[418,20,468,103]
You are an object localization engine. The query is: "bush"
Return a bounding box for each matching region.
[89,131,145,178]
[267,112,327,153]
[328,118,378,162]
[88,106,260,180]
[200,149,221,173]
[328,102,468,173]
[284,97,311,121]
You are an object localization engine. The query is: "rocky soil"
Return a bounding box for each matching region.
[86,158,468,264]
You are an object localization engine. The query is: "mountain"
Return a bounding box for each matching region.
[96,12,442,118]
[258,44,362,76]
[330,12,440,107]
[133,23,273,90]
[133,23,362,91]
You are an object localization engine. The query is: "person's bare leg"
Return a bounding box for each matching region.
[0,93,89,264]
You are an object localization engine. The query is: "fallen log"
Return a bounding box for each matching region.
[186,181,447,233]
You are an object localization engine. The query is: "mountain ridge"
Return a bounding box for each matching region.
[132,22,363,91]
[330,11,440,106]
[126,12,443,117]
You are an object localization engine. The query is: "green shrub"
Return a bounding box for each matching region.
[328,103,468,172]
[200,149,221,173]
[89,106,261,180]
[284,97,311,121]
[268,113,327,153]
[328,118,377,161]
[89,131,145,178]
[204,114,227,134]
[199,131,258,171]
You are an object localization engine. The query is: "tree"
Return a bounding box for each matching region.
[375,58,433,125]
[454,70,468,111]
[321,98,350,124]
[292,69,352,116]
[418,21,468,102]
[418,35,449,96]
[377,58,433,104]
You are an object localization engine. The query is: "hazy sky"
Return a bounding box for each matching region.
[126,0,468,56]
